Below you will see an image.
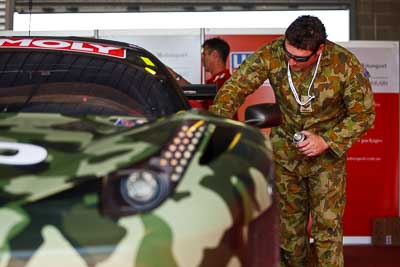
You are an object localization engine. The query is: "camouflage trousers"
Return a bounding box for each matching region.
[275,156,346,267]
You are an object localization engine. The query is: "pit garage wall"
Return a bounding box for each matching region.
[206,30,399,244]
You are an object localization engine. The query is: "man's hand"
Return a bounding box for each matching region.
[296,131,329,157]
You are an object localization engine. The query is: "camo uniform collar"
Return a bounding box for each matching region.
[319,40,334,67]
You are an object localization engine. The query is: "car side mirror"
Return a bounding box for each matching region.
[244,103,282,128]
[181,84,217,100]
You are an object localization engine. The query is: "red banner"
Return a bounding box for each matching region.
[344,93,399,235]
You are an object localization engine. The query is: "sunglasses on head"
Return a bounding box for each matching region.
[283,42,317,62]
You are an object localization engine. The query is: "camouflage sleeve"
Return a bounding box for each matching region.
[321,55,376,158]
[208,47,270,118]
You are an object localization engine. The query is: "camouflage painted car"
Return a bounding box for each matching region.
[0,37,279,267]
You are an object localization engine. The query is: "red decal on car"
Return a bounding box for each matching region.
[0,38,126,59]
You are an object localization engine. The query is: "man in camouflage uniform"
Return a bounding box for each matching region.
[209,15,375,267]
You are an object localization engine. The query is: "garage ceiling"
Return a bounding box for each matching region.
[14,0,354,13]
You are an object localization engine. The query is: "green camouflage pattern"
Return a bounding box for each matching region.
[209,37,375,266]
[276,156,346,267]
[0,109,275,267]
[209,37,375,170]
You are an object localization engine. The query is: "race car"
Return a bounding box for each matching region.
[0,37,280,267]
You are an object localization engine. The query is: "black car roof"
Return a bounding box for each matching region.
[0,36,190,117]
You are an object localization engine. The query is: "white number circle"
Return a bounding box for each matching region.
[0,141,48,165]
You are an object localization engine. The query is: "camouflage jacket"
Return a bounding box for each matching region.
[209,37,375,171]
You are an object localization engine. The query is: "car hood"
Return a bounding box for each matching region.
[0,109,272,208]
[0,111,168,204]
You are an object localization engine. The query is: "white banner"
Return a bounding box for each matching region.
[340,41,399,93]
[99,29,202,84]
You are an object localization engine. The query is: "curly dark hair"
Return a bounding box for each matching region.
[285,15,327,51]
[202,37,230,63]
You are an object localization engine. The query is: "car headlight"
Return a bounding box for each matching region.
[101,120,208,217]
[119,169,170,212]
[121,170,159,203]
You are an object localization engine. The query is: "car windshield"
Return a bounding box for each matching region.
[0,38,189,119]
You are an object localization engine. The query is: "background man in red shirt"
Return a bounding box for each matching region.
[170,37,231,110]
[202,37,231,89]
